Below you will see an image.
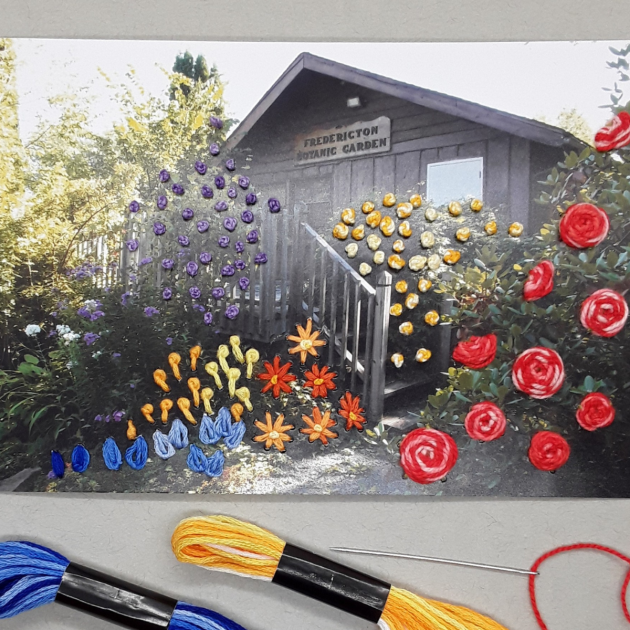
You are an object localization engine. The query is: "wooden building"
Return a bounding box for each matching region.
[228,53,584,234]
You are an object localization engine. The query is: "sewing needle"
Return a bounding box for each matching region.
[329,547,538,576]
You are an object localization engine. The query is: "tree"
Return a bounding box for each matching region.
[536,108,593,145]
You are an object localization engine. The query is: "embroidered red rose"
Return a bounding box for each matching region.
[595,111,630,152]
[399,428,458,485]
[452,334,497,370]
[528,431,570,471]
[523,260,554,301]
[464,402,506,442]
[580,288,628,338]
[576,392,615,431]
[512,347,565,399]
[559,203,609,249]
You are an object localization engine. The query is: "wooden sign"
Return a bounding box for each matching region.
[295,116,391,164]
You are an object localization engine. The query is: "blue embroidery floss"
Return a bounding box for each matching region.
[0,541,248,630]
[216,407,232,438]
[224,421,246,450]
[205,450,225,478]
[199,414,221,445]
[168,419,189,449]
[153,430,176,460]
[51,451,65,478]
[102,438,122,471]
[125,436,148,471]
[187,444,207,473]
[71,445,90,473]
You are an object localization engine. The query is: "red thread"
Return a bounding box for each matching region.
[529,543,630,629]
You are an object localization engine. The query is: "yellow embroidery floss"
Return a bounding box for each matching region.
[200,388,214,415]
[168,353,182,381]
[227,368,241,399]
[230,403,244,422]
[126,419,137,441]
[189,345,202,371]
[230,336,245,363]
[159,398,173,424]
[245,348,260,379]
[217,345,231,375]
[235,387,253,412]
[187,377,201,407]
[140,404,155,424]
[153,369,170,393]
[171,515,508,630]
[205,362,223,389]
[177,398,197,425]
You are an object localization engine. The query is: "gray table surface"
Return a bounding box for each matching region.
[2,1,630,628]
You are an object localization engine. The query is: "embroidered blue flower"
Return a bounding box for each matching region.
[205,450,225,477]
[153,430,176,460]
[71,445,90,473]
[168,419,189,450]
[216,407,232,437]
[125,436,148,470]
[212,287,225,300]
[103,438,122,470]
[235,240,245,253]
[224,420,246,450]
[187,444,207,473]
[221,265,235,277]
[199,414,221,445]
[51,450,65,478]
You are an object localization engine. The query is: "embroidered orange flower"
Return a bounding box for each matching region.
[253,412,294,452]
[304,364,337,398]
[301,407,338,445]
[339,392,366,432]
[258,356,296,398]
[287,318,326,364]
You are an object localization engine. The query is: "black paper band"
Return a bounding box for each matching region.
[272,543,391,622]
[55,563,177,630]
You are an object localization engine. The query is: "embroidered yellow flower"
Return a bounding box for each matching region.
[396,202,413,219]
[415,348,432,363]
[425,310,440,326]
[471,199,484,212]
[409,194,422,208]
[425,207,438,222]
[345,243,359,258]
[333,223,349,240]
[382,193,397,207]
[388,254,405,270]
[359,263,372,276]
[444,249,461,265]
[456,227,471,242]
[390,303,403,317]
[351,225,365,240]
[391,353,404,368]
[448,201,462,216]
[373,251,385,265]
[380,216,395,236]
[367,234,382,251]
[395,280,408,294]
[362,201,375,214]
[509,222,524,237]
[341,207,356,225]
[417,278,433,293]
[485,221,497,235]
[399,321,413,336]
[427,254,441,270]
[420,231,435,248]
[409,255,427,271]
[405,293,419,309]
[398,220,412,238]
[392,239,405,253]
[366,210,382,228]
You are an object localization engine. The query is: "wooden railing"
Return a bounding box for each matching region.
[290,204,392,421]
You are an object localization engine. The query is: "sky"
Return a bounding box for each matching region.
[12,39,630,141]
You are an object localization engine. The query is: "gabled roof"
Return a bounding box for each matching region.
[226,52,586,152]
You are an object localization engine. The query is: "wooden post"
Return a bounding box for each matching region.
[368,270,392,423]
[289,202,305,319]
[438,294,455,378]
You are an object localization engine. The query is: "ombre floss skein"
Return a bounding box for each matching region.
[171,515,507,630]
[0,541,246,630]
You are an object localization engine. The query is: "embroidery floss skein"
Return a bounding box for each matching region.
[171,515,507,630]
[0,541,247,630]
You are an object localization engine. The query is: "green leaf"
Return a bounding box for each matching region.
[584,375,595,392]
[23,354,39,364]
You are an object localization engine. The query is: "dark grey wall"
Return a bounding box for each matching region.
[237,70,563,233]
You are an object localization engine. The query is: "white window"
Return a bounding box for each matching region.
[426,157,483,206]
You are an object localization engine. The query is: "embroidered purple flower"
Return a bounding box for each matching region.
[139,257,153,266]
[189,286,201,299]
[172,183,185,195]
[126,239,139,252]
[215,201,228,212]
[182,208,194,221]
[210,116,223,129]
[218,236,230,248]
[195,161,207,175]
[214,176,225,189]
[223,217,237,232]
[235,259,246,271]
[227,187,237,199]
[225,158,235,171]
[90,310,105,321]
[84,332,100,346]
[225,305,239,320]
[166,337,173,345]
[200,252,212,265]
[153,222,166,236]
[159,169,170,183]
[121,292,131,306]
[239,277,250,291]
[163,288,173,300]
[104,415,111,423]
[246,230,259,244]
[162,258,174,270]
[255,252,268,265]
[268,198,281,213]
[221,265,235,277]
[201,185,214,199]
[238,176,250,190]
[212,287,225,300]
[144,306,159,317]
[197,220,209,233]
[204,312,213,325]
[178,235,190,247]
[186,261,199,277]
[192,304,205,313]
[113,410,125,422]
[77,306,90,318]
[157,195,168,210]
[235,240,245,253]
[209,143,220,156]
[241,210,254,224]
[95,414,103,422]
[129,200,140,213]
